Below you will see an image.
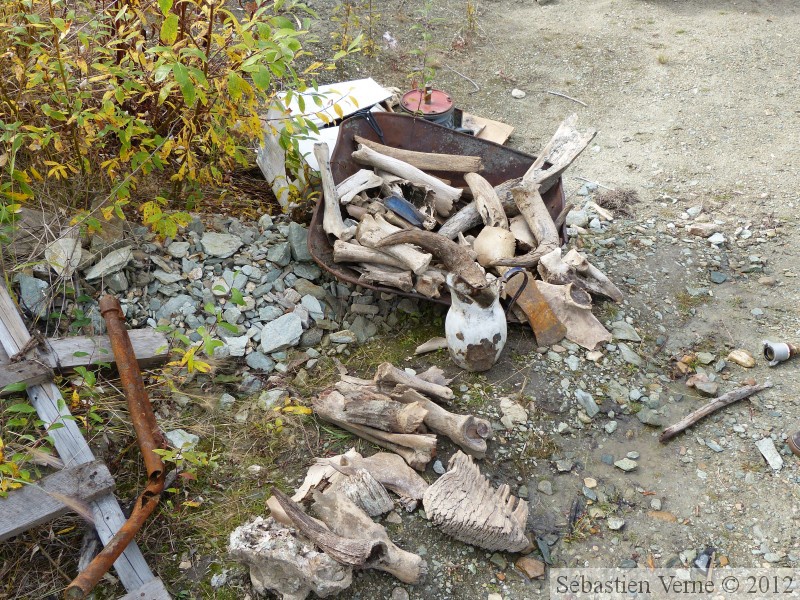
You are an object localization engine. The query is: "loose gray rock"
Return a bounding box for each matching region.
[611,321,641,342]
[637,408,663,427]
[607,516,625,531]
[260,313,303,353]
[246,352,275,372]
[614,458,637,472]
[433,460,446,475]
[85,246,133,280]
[156,294,196,320]
[604,421,618,434]
[107,271,129,293]
[756,437,783,471]
[329,330,357,344]
[556,459,574,473]
[165,429,199,450]
[537,480,553,495]
[617,342,643,366]
[219,393,236,411]
[575,389,599,418]
[258,389,288,410]
[267,242,292,267]
[287,222,312,262]
[16,274,49,318]
[167,241,190,258]
[201,233,242,258]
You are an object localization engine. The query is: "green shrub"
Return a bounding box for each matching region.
[0,0,356,234]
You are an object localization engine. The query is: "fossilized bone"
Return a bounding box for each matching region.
[356,214,432,275]
[373,362,454,401]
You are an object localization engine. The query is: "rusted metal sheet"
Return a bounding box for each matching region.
[66,296,167,600]
[308,112,566,314]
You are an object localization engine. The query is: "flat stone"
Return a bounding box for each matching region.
[604,421,618,434]
[287,222,313,262]
[511,88,526,99]
[153,269,183,285]
[686,222,718,237]
[556,459,574,473]
[294,279,327,300]
[258,306,284,323]
[85,246,133,280]
[167,241,191,258]
[330,330,357,344]
[515,556,545,579]
[219,393,236,411]
[267,242,292,267]
[566,209,589,228]
[709,271,728,284]
[696,352,715,365]
[565,355,580,371]
[601,454,614,465]
[293,262,321,281]
[16,274,49,317]
[756,437,783,471]
[433,460,446,475]
[617,342,643,366]
[614,458,637,472]
[706,440,723,453]
[300,295,324,320]
[390,587,410,600]
[500,397,528,427]
[575,389,599,418]
[607,516,625,531]
[257,389,288,410]
[107,271,129,293]
[611,321,641,342]
[225,335,249,357]
[45,237,82,277]
[537,480,553,495]
[260,313,303,353]
[637,408,663,427]
[246,352,275,373]
[165,429,199,449]
[708,232,726,245]
[201,233,242,258]
[727,349,755,368]
[155,294,196,320]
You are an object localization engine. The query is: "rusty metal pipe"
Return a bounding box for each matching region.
[65,296,166,599]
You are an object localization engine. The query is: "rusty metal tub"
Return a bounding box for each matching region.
[308,112,565,312]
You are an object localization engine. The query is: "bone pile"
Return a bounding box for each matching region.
[320,114,625,348]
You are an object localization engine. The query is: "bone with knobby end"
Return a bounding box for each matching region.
[415,337,449,355]
[523,113,597,189]
[313,395,436,471]
[271,488,387,567]
[473,226,516,270]
[352,144,462,216]
[357,213,432,275]
[375,229,494,306]
[492,182,560,268]
[358,264,414,292]
[422,451,530,552]
[464,172,508,229]
[354,135,483,173]
[534,281,611,350]
[383,211,415,230]
[314,142,356,241]
[415,365,453,387]
[563,248,623,303]
[314,388,427,434]
[333,240,409,270]
[336,168,384,204]
[391,386,491,459]
[312,490,427,584]
[336,449,429,511]
[373,362,454,401]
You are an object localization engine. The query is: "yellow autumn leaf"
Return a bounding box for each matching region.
[282,405,313,416]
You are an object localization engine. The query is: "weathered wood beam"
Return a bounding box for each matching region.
[0,461,115,542]
[43,329,169,372]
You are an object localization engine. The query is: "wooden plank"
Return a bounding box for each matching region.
[462,113,514,145]
[117,577,171,600]
[43,329,169,372]
[0,358,53,395]
[0,286,159,594]
[0,460,115,542]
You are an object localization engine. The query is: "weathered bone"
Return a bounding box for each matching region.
[415,337,448,355]
[357,214,432,275]
[336,169,384,204]
[375,230,493,306]
[415,365,453,388]
[538,248,623,303]
[492,183,560,268]
[354,135,483,173]
[271,488,387,567]
[374,362,454,401]
[422,451,530,552]
[358,264,414,292]
[352,144,462,216]
[314,143,356,241]
[415,268,447,298]
[534,281,612,350]
[333,240,409,270]
[314,389,427,434]
[473,226,516,269]
[391,386,492,458]
[312,491,427,584]
[464,172,508,229]
[338,450,429,511]
[228,516,353,600]
[509,215,537,251]
[523,113,597,189]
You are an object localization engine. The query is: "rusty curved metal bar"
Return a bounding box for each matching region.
[66,296,166,600]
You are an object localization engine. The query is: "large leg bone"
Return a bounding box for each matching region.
[314,389,427,434]
[312,491,427,584]
[492,183,560,268]
[333,240,409,270]
[464,172,508,229]
[357,214,432,275]
[336,169,384,204]
[358,264,414,292]
[314,143,356,241]
[352,144,462,216]
[374,362,454,401]
[391,386,492,459]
